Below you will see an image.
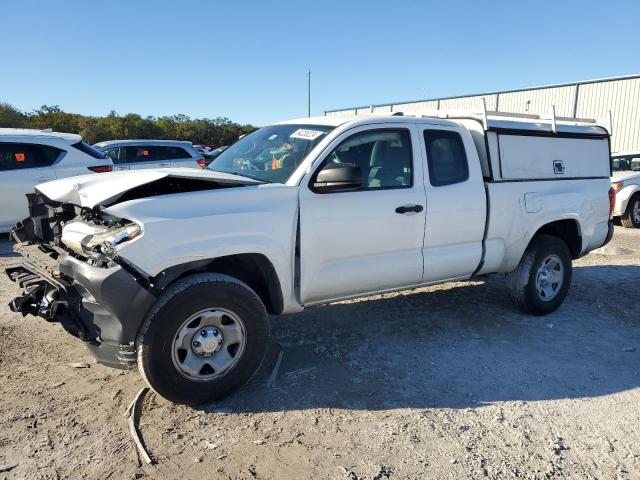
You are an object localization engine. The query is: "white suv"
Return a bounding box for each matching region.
[94,140,205,170]
[0,129,113,233]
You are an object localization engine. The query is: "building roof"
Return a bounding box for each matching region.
[325,73,640,114]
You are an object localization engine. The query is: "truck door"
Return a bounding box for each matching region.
[298,124,426,304]
[418,126,486,282]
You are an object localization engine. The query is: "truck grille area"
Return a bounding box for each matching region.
[5,261,139,370]
[6,263,88,341]
[6,233,154,370]
[6,265,58,318]
[6,195,152,370]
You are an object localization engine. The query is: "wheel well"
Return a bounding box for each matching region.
[618,190,640,216]
[154,254,284,315]
[627,191,640,207]
[533,220,582,259]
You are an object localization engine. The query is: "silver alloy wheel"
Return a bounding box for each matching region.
[633,200,640,225]
[171,308,246,381]
[535,254,564,301]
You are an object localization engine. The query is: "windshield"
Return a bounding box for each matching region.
[208,124,334,183]
[612,155,640,172]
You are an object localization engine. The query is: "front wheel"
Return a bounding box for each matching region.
[505,235,572,315]
[136,273,269,405]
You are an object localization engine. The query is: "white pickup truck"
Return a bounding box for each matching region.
[7,111,615,404]
[611,152,640,228]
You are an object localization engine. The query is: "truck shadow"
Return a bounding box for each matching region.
[205,264,640,413]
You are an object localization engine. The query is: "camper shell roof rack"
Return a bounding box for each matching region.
[361,100,613,137]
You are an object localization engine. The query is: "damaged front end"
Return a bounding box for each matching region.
[7,170,261,369]
[6,193,155,369]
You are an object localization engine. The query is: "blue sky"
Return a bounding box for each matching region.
[1,0,639,125]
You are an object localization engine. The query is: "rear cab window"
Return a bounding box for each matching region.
[423,130,469,186]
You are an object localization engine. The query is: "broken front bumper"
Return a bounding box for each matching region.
[6,242,156,369]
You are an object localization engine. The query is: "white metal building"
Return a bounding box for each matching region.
[325,74,640,153]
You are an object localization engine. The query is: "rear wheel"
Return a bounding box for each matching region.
[506,235,572,315]
[136,273,269,405]
[620,195,640,228]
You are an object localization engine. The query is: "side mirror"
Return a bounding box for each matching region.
[313,163,363,192]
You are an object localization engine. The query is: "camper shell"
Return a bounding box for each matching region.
[396,109,611,182]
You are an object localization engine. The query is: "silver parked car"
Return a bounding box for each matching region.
[94,140,205,170]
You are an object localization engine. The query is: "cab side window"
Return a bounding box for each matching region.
[0,143,62,171]
[323,129,412,190]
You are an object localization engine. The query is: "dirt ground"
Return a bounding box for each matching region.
[1,228,639,480]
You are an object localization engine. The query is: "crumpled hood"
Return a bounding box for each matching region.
[35,168,260,208]
[611,171,640,183]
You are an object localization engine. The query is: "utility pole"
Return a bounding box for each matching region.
[306,69,311,117]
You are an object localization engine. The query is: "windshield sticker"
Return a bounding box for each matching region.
[290,129,324,141]
[268,134,278,140]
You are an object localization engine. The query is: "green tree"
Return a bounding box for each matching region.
[0,103,28,128]
[29,105,82,133]
[0,102,257,145]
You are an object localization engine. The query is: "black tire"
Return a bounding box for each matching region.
[136,273,269,405]
[505,235,572,315]
[620,194,640,228]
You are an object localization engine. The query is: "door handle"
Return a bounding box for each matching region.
[35,177,54,182]
[158,163,170,167]
[395,204,424,214]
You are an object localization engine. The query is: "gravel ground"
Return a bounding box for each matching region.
[0,227,639,480]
